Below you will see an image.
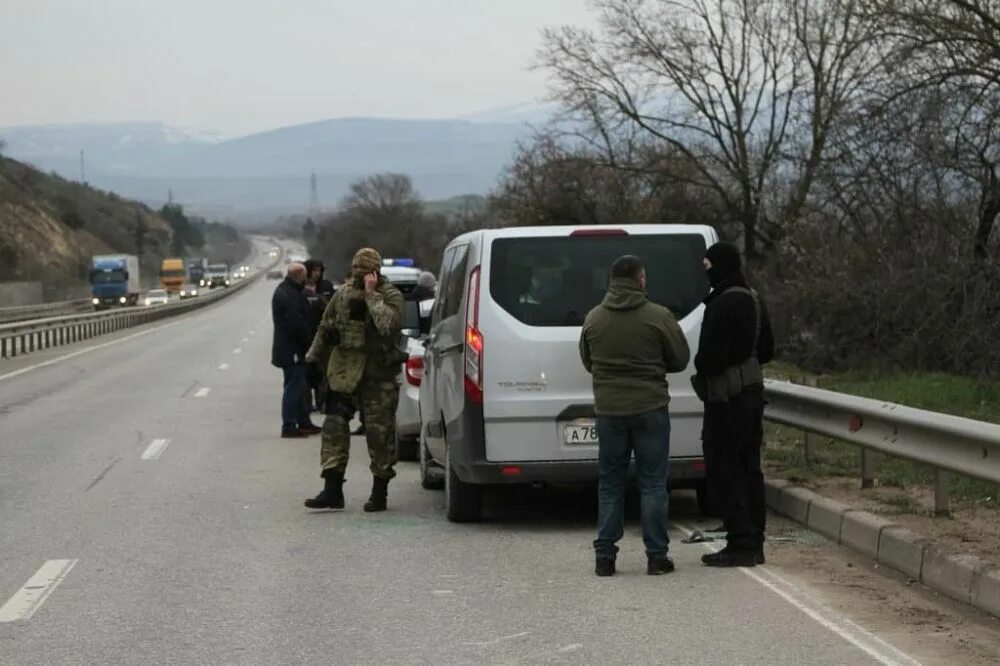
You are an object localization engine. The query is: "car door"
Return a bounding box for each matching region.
[421,246,457,462]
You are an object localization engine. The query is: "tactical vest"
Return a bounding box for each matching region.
[326,286,368,393]
[693,286,764,403]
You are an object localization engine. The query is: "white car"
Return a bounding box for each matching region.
[144,289,170,306]
[418,224,717,522]
[178,284,200,299]
[380,260,436,461]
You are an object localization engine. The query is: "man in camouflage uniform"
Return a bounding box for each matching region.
[304,247,405,512]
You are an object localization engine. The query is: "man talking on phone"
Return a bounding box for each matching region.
[304,248,405,513]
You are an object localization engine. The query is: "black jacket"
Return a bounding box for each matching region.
[271,277,312,368]
[694,277,775,380]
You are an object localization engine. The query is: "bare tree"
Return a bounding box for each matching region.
[538,0,876,258]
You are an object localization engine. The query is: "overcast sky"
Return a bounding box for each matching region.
[0,0,594,136]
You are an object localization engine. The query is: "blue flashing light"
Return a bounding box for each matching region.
[383,258,415,267]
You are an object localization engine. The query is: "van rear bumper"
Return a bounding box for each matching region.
[453,456,705,488]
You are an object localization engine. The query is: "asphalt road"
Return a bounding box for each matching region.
[0,249,995,665]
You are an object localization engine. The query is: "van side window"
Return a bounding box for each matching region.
[432,247,457,322]
[441,245,470,318]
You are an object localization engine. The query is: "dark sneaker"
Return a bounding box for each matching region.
[647,555,675,575]
[299,424,322,435]
[281,429,307,439]
[595,557,616,577]
[701,549,758,567]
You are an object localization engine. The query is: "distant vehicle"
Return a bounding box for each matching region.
[160,258,186,293]
[144,289,170,306]
[179,284,200,299]
[267,269,283,280]
[379,258,435,462]
[90,254,141,309]
[186,257,208,286]
[204,263,231,288]
[269,248,280,258]
[419,225,716,522]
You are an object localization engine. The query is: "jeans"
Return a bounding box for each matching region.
[594,409,671,558]
[702,390,766,551]
[281,364,312,432]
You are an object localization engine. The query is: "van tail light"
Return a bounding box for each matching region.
[464,266,483,404]
[405,356,424,387]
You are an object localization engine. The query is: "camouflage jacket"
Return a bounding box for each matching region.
[307,277,404,393]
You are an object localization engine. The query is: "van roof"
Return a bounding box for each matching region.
[452,224,717,244]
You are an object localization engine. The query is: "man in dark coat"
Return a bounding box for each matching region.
[271,263,321,438]
[694,242,775,567]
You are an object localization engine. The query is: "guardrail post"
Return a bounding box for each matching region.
[860,448,875,489]
[934,469,951,517]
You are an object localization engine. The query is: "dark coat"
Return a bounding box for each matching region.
[271,277,312,368]
[694,276,775,381]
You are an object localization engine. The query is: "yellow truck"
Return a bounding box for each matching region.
[159,257,186,293]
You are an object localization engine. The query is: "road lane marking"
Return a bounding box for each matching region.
[194,387,211,398]
[0,320,183,383]
[141,439,171,460]
[233,348,242,354]
[0,559,78,622]
[241,337,249,343]
[218,363,229,371]
[674,523,920,666]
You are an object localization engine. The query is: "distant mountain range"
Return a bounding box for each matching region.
[0,110,550,222]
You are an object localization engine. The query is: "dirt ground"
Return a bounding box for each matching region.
[768,468,1000,568]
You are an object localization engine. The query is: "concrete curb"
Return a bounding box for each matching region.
[765,479,997,619]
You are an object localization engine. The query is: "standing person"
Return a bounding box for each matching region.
[693,242,775,567]
[303,260,331,411]
[271,263,322,438]
[579,255,691,577]
[304,248,405,512]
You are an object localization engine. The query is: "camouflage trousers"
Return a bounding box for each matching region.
[320,380,399,480]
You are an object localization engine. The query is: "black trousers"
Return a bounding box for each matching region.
[702,389,766,551]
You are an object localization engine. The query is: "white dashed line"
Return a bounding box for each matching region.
[194,387,211,398]
[218,363,229,371]
[141,438,171,460]
[233,348,242,355]
[0,559,78,622]
[241,337,249,343]
[673,523,920,666]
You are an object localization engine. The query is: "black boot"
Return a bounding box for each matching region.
[647,554,675,575]
[304,469,345,510]
[595,556,616,577]
[701,547,757,567]
[363,477,389,512]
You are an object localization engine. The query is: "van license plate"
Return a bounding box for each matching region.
[564,422,598,445]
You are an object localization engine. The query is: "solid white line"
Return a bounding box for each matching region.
[194,387,211,398]
[141,438,170,460]
[0,559,78,622]
[673,523,920,666]
[218,363,229,371]
[233,348,242,355]
[0,320,183,383]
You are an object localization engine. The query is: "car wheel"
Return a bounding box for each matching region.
[445,440,482,523]
[397,433,418,462]
[420,433,444,490]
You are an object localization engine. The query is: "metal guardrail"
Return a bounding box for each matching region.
[0,240,280,363]
[763,379,1000,515]
[0,299,93,324]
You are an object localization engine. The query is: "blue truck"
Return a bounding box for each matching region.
[186,257,209,286]
[90,254,141,309]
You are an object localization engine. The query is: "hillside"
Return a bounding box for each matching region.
[0,118,533,214]
[0,155,248,300]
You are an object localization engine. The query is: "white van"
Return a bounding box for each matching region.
[418,224,717,522]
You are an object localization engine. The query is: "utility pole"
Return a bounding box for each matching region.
[80,149,87,185]
[309,172,321,218]
[168,188,174,205]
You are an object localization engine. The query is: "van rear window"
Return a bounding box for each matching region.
[489,234,709,327]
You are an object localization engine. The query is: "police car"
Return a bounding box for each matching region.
[380,258,435,462]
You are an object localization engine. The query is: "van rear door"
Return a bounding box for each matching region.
[478,226,714,463]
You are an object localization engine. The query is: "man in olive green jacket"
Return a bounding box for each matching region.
[579,255,690,577]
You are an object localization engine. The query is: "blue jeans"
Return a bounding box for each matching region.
[594,409,671,558]
[281,364,312,432]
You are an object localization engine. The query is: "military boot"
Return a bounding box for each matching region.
[304,469,345,510]
[363,476,389,512]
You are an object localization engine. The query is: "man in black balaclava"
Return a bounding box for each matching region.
[694,242,774,567]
